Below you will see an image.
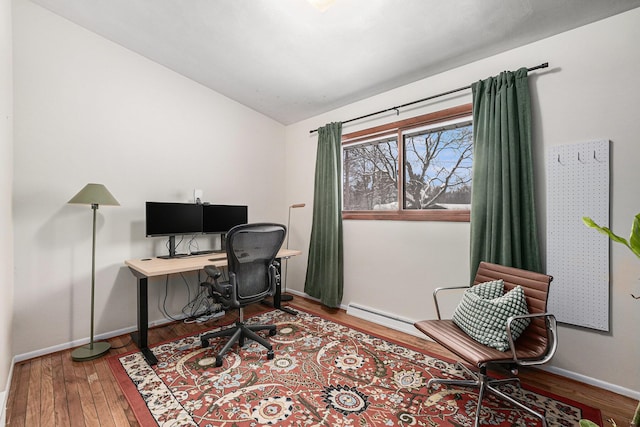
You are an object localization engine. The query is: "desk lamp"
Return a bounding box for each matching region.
[282,203,305,302]
[68,183,120,361]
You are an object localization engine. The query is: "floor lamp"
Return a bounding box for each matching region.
[68,183,120,361]
[281,203,305,302]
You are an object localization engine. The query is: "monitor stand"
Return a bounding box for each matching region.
[157,235,188,259]
[212,233,227,254]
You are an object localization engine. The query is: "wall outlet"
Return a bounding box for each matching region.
[194,189,203,204]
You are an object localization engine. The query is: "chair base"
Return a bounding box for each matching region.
[201,320,276,367]
[428,362,547,427]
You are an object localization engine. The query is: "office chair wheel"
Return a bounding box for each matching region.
[201,338,210,348]
[269,328,277,336]
[215,356,223,367]
[267,350,274,360]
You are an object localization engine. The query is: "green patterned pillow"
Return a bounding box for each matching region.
[452,280,531,351]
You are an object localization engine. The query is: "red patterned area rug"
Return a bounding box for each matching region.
[109,306,600,426]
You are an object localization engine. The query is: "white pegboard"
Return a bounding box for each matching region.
[546,140,610,331]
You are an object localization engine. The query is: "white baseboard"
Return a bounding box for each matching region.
[0,390,5,427]
[346,303,425,338]
[540,365,640,400]
[13,314,197,363]
[1,356,16,427]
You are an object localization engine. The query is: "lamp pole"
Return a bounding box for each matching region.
[282,203,305,302]
[89,203,97,351]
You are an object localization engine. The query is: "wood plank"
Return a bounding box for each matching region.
[25,358,41,426]
[83,360,116,427]
[6,361,29,427]
[39,356,56,427]
[71,355,100,426]
[60,351,86,427]
[93,359,133,426]
[50,353,71,427]
[4,361,19,426]
[107,335,131,356]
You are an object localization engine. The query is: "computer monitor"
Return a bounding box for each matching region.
[202,204,248,234]
[202,204,248,252]
[145,202,203,258]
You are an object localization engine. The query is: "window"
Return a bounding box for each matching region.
[342,104,473,221]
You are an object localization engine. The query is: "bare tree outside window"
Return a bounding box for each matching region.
[343,138,398,210]
[404,122,473,210]
[341,104,473,222]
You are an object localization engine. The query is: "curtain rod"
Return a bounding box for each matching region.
[309,62,549,134]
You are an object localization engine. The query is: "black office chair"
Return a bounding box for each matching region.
[200,223,286,367]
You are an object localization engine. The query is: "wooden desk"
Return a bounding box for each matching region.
[125,249,301,365]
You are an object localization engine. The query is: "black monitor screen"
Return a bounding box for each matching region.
[202,204,248,234]
[145,202,203,237]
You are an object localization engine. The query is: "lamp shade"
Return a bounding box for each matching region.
[68,183,120,206]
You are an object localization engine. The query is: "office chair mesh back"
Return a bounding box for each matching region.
[227,223,286,300]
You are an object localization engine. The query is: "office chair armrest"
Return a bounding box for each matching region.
[432,285,471,320]
[200,280,233,299]
[204,265,222,281]
[267,261,281,295]
[201,265,234,301]
[505,312,558,366]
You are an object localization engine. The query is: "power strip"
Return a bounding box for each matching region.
[196,310,225,323]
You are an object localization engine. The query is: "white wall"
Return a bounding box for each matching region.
[12,0,286,356]
[0,0,14,417]
[285,9,640,396]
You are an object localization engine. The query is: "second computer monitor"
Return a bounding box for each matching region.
[202,204,248,234]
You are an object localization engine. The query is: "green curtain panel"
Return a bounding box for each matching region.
[304,122,344,308]
[470,68,541,280]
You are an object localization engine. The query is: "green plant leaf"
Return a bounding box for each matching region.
[582,217,632,247]
[579,420,600,427]
[583,214,640,260]
[629,213,640,259]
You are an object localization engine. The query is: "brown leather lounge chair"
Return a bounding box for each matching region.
[415,261,557,427]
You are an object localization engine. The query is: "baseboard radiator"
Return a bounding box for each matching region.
[346,303,427,338]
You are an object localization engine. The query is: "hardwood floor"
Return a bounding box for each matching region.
[6,296,637,426]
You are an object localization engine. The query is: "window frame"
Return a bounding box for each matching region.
[342,103,473,222]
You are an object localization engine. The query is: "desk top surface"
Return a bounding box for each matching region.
[125,248,302,277]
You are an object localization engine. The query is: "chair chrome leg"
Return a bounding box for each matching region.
[489,376,522,391]
[428,377,479,390]
[426,363,544,427]
[471,371,492,427]
[487,384,547,427]
[428,361,480,391]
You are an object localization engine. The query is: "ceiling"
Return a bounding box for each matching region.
[29,0,640,125]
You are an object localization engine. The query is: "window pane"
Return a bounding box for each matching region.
[403,122,473,210]
[343,137,398,210]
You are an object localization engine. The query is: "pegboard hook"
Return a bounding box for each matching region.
[593,151,604,163]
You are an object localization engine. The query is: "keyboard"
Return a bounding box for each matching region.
[190,250,215,255]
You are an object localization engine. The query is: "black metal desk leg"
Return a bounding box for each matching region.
[261,259,297,315]
[130,276,158,365]
[274,258,297,315]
